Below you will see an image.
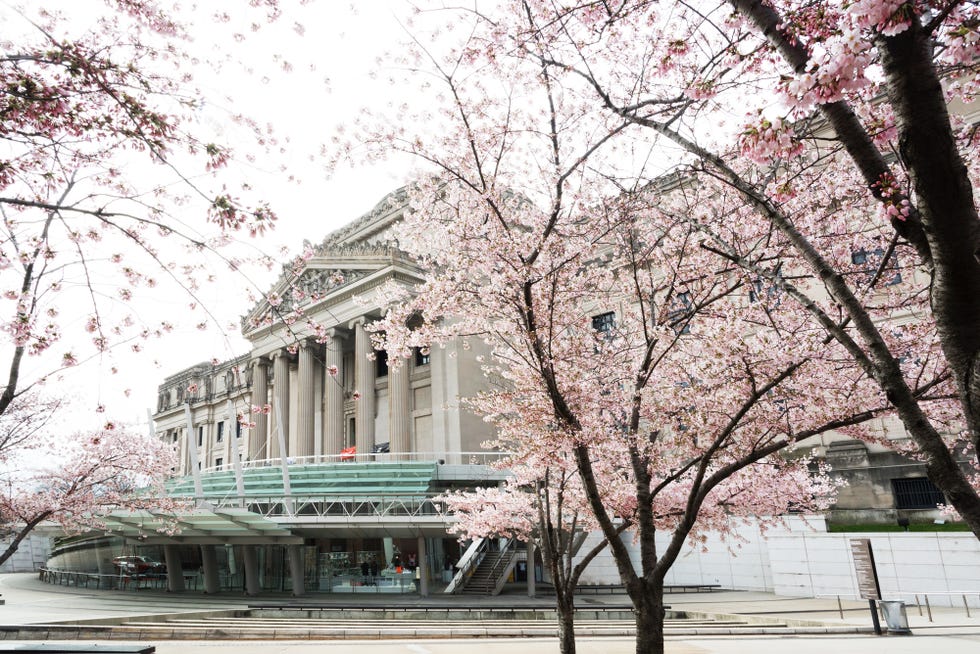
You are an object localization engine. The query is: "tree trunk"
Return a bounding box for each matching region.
[876,19,980,536]
[732,1,980,540]
[880,20,980,460]
[555,593,577,654]
[633,580,667,654]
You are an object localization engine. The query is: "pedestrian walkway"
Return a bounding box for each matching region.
[1,573,979,653]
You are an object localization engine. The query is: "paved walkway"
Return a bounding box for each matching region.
[1,573,978,653]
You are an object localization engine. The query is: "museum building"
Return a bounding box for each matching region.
[42,186,959,596]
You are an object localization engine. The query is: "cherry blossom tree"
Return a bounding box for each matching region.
[347,4,966,652]
[375,174,889,653]
[0,1,291,418]
[481,0,980,536]
[442,455,612,654]
[0,397,179,567]
[0,0,299,561]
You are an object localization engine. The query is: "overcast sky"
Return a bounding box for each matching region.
[18,2,431,431]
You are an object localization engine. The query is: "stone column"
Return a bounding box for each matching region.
[201,545,220,594]
[417,535,428,597]
[242,545,260,596]
[351,318,376,458]
[296,341,316,459]
[250,357,269,462]
[164,545,185,593]
[271,351,291,460]
[323,330,345,456]
[527,540,536,597]
[388,357,410,458]
[288,544,305,597]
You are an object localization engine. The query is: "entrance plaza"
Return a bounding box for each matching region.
[2,572,980,653]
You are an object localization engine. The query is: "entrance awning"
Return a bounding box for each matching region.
[99,507,303,545]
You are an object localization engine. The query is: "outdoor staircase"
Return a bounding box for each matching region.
[458,549,514,595]
[445,537,521,596]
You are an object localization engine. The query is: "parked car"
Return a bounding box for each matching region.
[111,555,166,576]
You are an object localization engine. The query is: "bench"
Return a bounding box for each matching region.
[576,584,625,594]
[664,584,722,593]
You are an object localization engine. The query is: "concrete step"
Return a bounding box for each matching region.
[6,620,870,641]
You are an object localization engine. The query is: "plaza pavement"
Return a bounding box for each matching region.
[0,572,978,653]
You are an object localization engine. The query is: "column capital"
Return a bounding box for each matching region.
[348,316,368,330]
[327,326,349,341]
[250,355,270,369]
[270,348,294,363]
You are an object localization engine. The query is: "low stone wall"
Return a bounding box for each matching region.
[768,530,980,607]
[573,516,980,608]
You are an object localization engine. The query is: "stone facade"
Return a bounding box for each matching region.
[153,187,962,526]
[154,188,496,474]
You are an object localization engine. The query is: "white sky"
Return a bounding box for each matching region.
[8,1,433,432]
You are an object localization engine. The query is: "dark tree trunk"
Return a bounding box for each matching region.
[555,593,577,654]
[633,581,667,654]
[877,18,980,534]
[880,20,980,455]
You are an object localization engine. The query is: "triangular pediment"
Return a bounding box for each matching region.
[240,187,421,336]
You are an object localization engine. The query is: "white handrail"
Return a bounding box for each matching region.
[444,537,487,594]
[198,451,512,475]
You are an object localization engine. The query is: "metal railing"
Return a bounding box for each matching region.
[484,538,519,596]
[445,537,488,594]
[199,451,511,475]
[818,591,980,621]
[38,567,201,591]
[208,492,447,519]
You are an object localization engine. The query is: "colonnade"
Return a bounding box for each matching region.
[178,539,431,597]
[247,318,414,462]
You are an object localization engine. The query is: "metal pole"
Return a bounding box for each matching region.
[964,594,971,618]
[925,594,933,622]
[837,595,844,620]
[869,600,882,635]
[226,400,246,502]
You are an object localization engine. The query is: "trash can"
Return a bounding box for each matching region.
[879,600,911,635]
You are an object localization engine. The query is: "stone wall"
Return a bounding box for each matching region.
[573,516,980,608]
[0,533,51,573]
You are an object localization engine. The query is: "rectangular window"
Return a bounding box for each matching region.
[216,421,224,443]
[376,350,389,378]
[215,457,223,469]
[197,426,203,447]
[852,246,902,286]
[236,419,242,439]
[414,347,430,367]
[591,311,616,335]
[667,291,692,334]
[892,477,945,510]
